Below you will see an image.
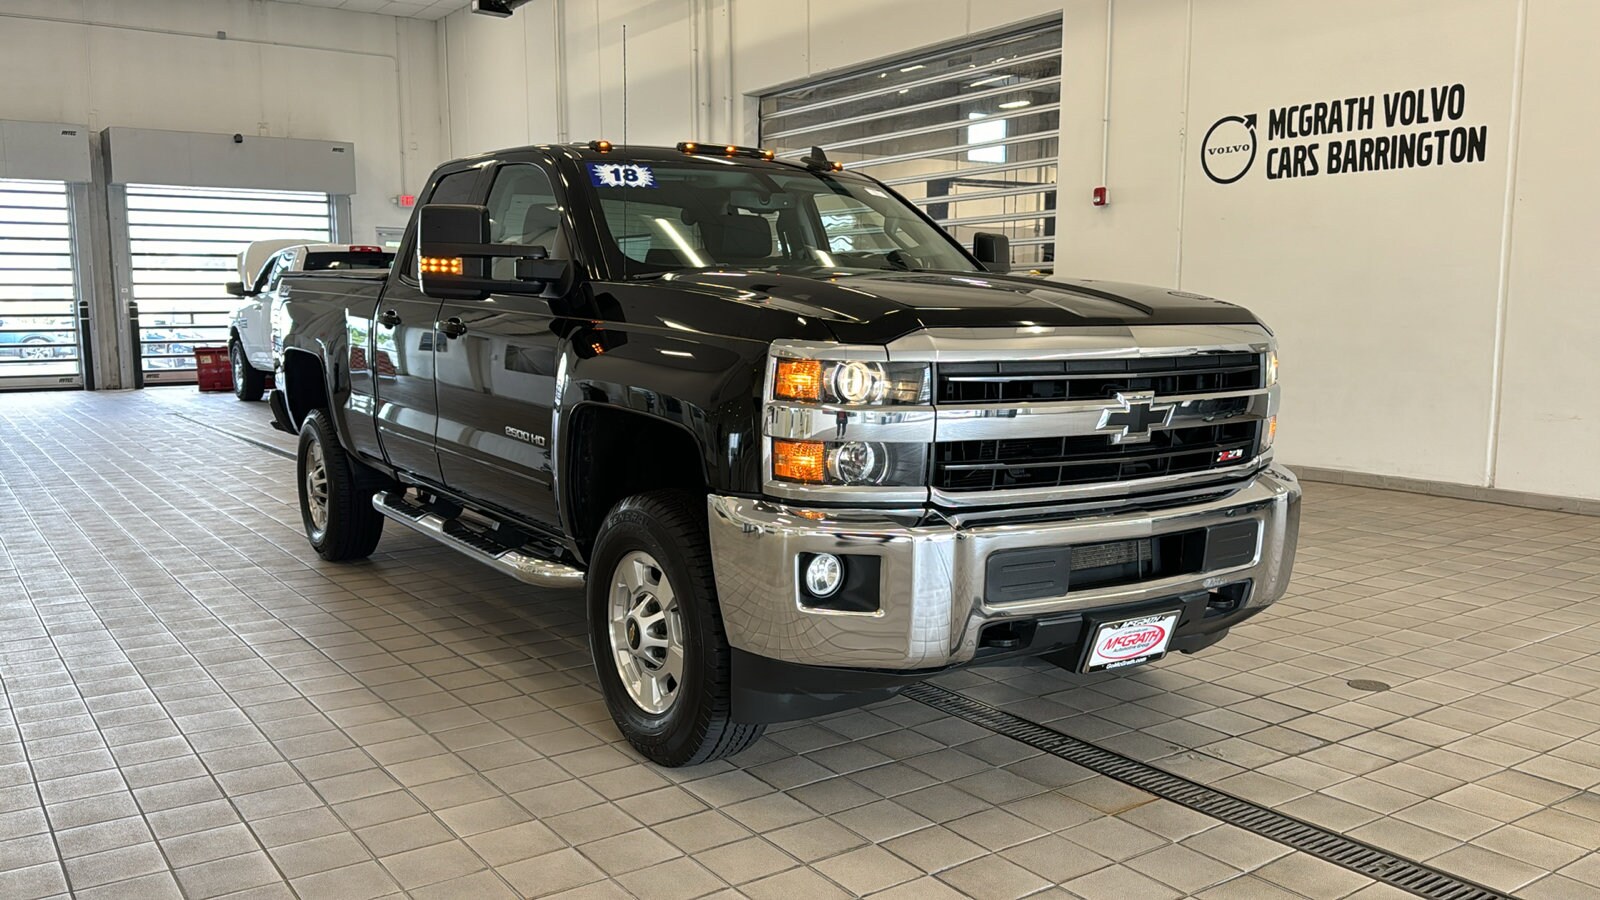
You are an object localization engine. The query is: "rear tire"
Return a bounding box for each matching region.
[588,490,764,767]
[297,409,384,561]
[232,340,267,401]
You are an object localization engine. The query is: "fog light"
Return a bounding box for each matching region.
[804,553,844,598]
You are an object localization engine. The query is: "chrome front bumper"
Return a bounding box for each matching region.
[707,466,1301,670]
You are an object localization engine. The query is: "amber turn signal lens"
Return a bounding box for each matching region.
[773,359,823,401]
[419,256,463,275]
[772,439,826,483]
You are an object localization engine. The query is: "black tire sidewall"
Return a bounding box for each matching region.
[232,340,264,401]
[297,412,334,549]
[588,499,717,761]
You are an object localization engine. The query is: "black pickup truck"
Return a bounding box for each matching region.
[269,141,1300,767]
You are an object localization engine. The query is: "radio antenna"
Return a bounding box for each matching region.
[621,24,629,148]
[620,24,631,277]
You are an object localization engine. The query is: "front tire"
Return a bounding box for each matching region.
[297,409,384,561]
[232,340,267,401]
[588,491,763,767]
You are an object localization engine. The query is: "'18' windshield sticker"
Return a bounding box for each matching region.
[589,163,657,188]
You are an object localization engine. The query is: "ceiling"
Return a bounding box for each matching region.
[263,0,467,20]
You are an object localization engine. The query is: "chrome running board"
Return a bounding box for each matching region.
[373,491,585,588]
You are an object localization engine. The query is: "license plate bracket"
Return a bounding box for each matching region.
[1080,609,1182,673]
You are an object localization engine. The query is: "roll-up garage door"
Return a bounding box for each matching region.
[0,178,82,388]
[759,22,1061,270]
[125,184,332,382]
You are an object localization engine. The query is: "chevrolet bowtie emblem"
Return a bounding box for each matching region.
[1097,391,1175,444]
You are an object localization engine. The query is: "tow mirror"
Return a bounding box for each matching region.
[418,203,571,301]
[972,232,1011,274]
[225,281,247,297]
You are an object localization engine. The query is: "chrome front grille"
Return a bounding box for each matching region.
[935,351,1265,405]
[933,421,1261,493]
[884,324,1279,508]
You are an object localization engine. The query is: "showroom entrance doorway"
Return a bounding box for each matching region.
[0,178,84,390]
[117,184,335,384]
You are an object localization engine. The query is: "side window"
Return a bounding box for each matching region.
[485,164,565,279]
[406,169,481,279]
[429,169,480,205]
[266,251,295,293]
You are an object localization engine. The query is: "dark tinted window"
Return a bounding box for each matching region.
[429,169,480,205]
[405,170,480,278]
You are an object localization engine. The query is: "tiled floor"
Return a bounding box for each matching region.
[0,387,1595,899]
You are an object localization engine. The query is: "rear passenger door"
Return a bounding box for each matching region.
[433,160,567,530]
[372,166,486,486]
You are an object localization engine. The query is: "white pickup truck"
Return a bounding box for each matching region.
[226,241,393,400]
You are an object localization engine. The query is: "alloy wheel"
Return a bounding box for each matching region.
[607,550,684,714]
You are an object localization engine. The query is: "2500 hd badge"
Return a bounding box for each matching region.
[268,139,1301,767]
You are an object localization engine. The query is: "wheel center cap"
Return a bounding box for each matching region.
[625,618,640,650]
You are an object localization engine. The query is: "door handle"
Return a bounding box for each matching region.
[439,317,468,338]
[377,308,402,328]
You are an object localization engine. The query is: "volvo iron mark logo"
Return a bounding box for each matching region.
[1201,113,1258,184]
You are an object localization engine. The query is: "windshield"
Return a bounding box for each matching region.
[584,160,979,276]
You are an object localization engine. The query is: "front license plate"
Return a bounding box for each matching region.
[1082,611,1181,673]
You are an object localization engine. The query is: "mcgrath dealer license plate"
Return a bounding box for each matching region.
[1083,611,1181,672]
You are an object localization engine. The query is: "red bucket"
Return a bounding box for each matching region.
[194,346,233,392]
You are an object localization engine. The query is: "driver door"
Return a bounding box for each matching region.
[433,159,568,529]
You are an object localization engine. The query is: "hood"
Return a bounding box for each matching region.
[656,270,1260,344]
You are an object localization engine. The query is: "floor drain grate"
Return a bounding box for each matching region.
[904,682,1515,900]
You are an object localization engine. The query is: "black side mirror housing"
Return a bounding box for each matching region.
[418,203,571,301]
[973,232,1011,274]
[225,281,247,298]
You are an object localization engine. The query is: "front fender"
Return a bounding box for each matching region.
[555,323,768,499]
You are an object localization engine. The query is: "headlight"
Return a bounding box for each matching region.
[1261,415,1277,451]
[771,438,925,486]
[773,358,929,405]
[1266,350,1278,387]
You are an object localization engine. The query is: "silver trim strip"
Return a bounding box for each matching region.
[930,458,1274,508]
[934,388,1273,442]
[766,404,935,443]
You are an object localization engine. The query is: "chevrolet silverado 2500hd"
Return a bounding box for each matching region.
[268,141,1300,767]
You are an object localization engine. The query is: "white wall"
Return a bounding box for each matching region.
[438,0,1597,500]
[0,0,446,240]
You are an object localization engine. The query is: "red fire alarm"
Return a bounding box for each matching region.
[1092,186,1109,207]
[395,194,417,208]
